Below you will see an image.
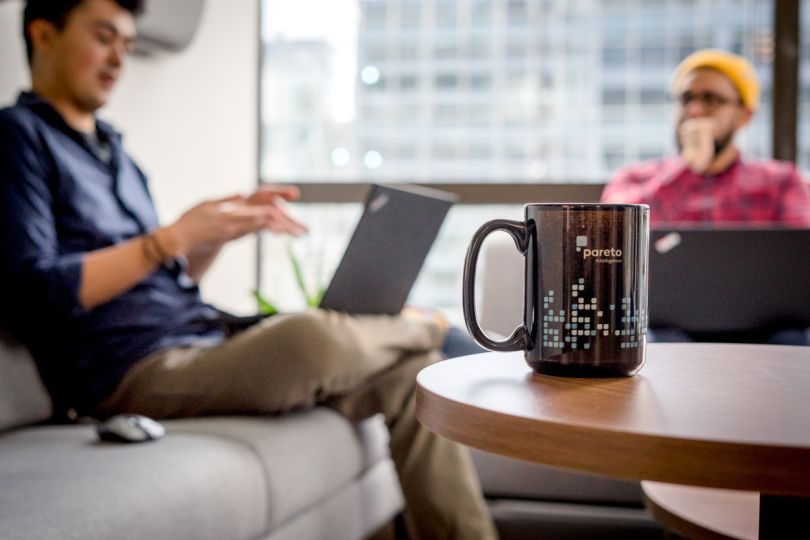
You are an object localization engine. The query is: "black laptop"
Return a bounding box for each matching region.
[648,227,810,332]
[319,184,458,315]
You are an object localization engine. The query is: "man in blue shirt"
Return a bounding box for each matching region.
[0,1,497,538]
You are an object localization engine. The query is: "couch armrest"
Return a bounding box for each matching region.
[0,329,52,432]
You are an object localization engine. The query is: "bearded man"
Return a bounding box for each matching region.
[602,49,810,226]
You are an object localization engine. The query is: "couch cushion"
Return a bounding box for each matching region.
[166,409,395,530]
[0,329,51,432]
[0,424,269,540]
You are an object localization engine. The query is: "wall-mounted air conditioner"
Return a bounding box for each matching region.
[135,0,206,54]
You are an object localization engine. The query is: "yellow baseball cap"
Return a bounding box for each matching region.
[671,49,760,111]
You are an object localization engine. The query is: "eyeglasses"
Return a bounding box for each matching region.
[676,91,743,111]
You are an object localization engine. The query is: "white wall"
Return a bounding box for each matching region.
[0,0,259,313]
[0,1,28,100]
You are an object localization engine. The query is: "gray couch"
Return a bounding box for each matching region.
[1,316,663,540]
[0,329,403,540]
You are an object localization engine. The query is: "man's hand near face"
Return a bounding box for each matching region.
[678,118,716,174]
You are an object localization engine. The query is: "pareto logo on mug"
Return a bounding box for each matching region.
[576,235,622,263]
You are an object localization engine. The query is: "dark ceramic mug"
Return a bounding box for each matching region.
[463,204,650,377]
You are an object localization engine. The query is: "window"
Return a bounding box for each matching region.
[433,42,459,59]
[261,0,774,184]
[260,0,784,321]
[602,88,626,106]
[470,73,491,89]
[507,0,529,26]
[399,74,418,90]
[400,1,421,28]
[435,3,457,29]
[602,48,626,66]
[365,2,386,28]
[640,89,667,106]
[435,73,458,89]
[471,1,492,27]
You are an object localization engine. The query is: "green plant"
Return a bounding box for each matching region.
[252,289,279,316]
[287,241,326,307]
[253,240,325,314]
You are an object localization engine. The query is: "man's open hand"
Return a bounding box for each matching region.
[163,185,308,257]
[247,184,309,236]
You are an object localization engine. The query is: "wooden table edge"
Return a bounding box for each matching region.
[641,481,759,540]
[415,379,810,497]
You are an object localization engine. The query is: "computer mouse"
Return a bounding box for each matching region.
[96,414,166,443]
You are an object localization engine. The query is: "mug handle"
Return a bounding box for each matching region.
[462,219,530,352]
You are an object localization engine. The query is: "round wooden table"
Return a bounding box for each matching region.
[415,343,810,538]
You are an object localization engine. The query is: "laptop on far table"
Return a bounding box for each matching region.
[648,227,810,333]
[319,184,458,315]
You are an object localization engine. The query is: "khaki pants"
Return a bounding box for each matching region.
[95,309,497,540]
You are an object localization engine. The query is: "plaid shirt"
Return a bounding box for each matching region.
[601,155,810,227]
